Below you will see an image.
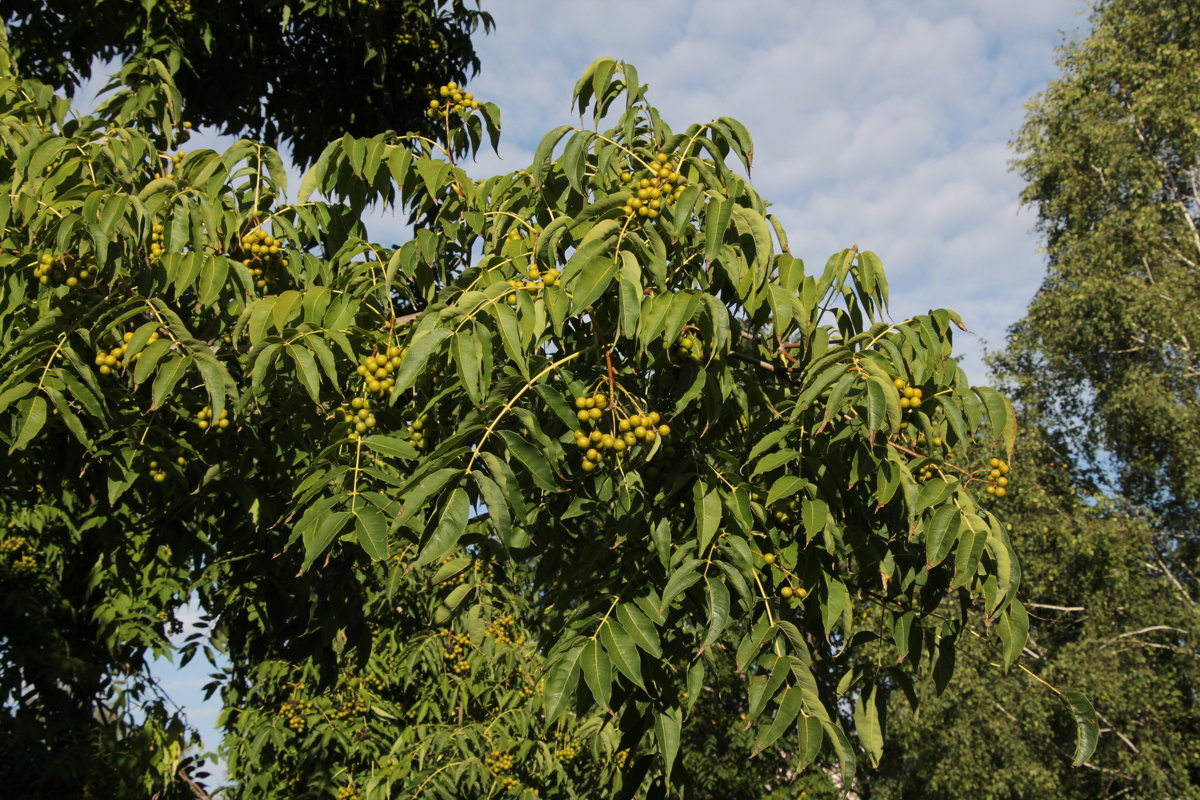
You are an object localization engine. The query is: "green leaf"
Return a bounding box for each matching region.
[497,430,558,492]
[10,394,47,452]
[580,638,612,709]
[753,686,802,755]
[766,475,805,510]
[566,254,619,314]
[303,511,350,570]
[660,558,704,611]
[355,505,389,560]
[433,582,475,625]
[794,714,824,772]
[132,339,172,384]
[543,644,584,725]
[599,619,644,689]
[696,484,722,553]
[615,603,661,658]
[701,576,731,647]
[925,505,960,568]
[854,685,884,766]
[654,706,683,783]
[287,345,321,403]
[388,326,448,392]
[362,435,418,461]
[150,354,192,409]
[414,487,470,567]
[1065,690,1099,766]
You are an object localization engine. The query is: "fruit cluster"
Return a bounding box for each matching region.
[338,397,378,442]
[165,149,185,172]
[620,152,688,221]
[486,750,514,773]
[357,346,405,396]
[894,377,924,410]
[504,264,561,305]
[571,391,670,473]
[33,252,93,288]
[0,535,37,576]
[672,332,711,365]
[486,613,526,647]
[554,730,582,762]
[236,228,289,292]
[336,784,360,800]
[442,630,472,674]
[985,457,1011,498]
[196,406,230,432]
[427,81,482,118]
[149,223,166,261]
[329,694,368,721]
[145,457,178,483]
[915,461,940,483]
[279,699,312,733]
[406,412,430,451]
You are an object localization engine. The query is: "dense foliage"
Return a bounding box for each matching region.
[1,0,493,164]
[866,1,1200,796]
[0,18,1096,797]
[1009,0,1200,573]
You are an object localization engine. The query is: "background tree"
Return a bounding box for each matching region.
[862,421,1200,800]
[0,22,1096,797]
[1008,0,1200,597]
[858,2,1200,796]
[0,0,493,164]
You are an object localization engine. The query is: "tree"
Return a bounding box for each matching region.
[1008,0,1200,593]
[0,27,1093,796]
[860,421,1200,799]
[859,3,1200,795]
[0,0,493,164]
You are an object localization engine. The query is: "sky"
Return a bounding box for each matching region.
[111,0,1091,788]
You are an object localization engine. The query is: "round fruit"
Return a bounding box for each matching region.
[763,553,776,565]
[780,586,793,599]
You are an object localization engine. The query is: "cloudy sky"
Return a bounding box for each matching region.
[136,0,1091,784]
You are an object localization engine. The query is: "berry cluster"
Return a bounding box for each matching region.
[915,461,940,483]
[427,81,482,118]
[571,391,670,473]
[149,223,166,261]
[554,731,582,762]
[338,397,378,442]
[894,377,924,410]
[486,613,526,647]
[33,252,93,288]
[442,630,471,674]
[329,694,368,721]
[404,412,430,451]
[357,346,405,396]
[196,406,230,432]
[985,457,1011,498]
[237,229,289,292]
[165,149,185,172]
[621,152,688,221]
[279,699,312,733]
[145,459,172,483]
[672,332,710,364]
[504,264,561,305]
[0,535,37,576]
[336,784,360,800]
[761,552,808,601]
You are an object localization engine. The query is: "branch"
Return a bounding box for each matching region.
[177,767,212,800]
[1025,602,1086,613]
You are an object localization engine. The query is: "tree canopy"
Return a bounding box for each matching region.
[1009,0,1200,565]
[0,17,1099,798]
[0,0,493,164]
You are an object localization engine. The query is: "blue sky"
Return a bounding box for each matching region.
[118,0,1091,787]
